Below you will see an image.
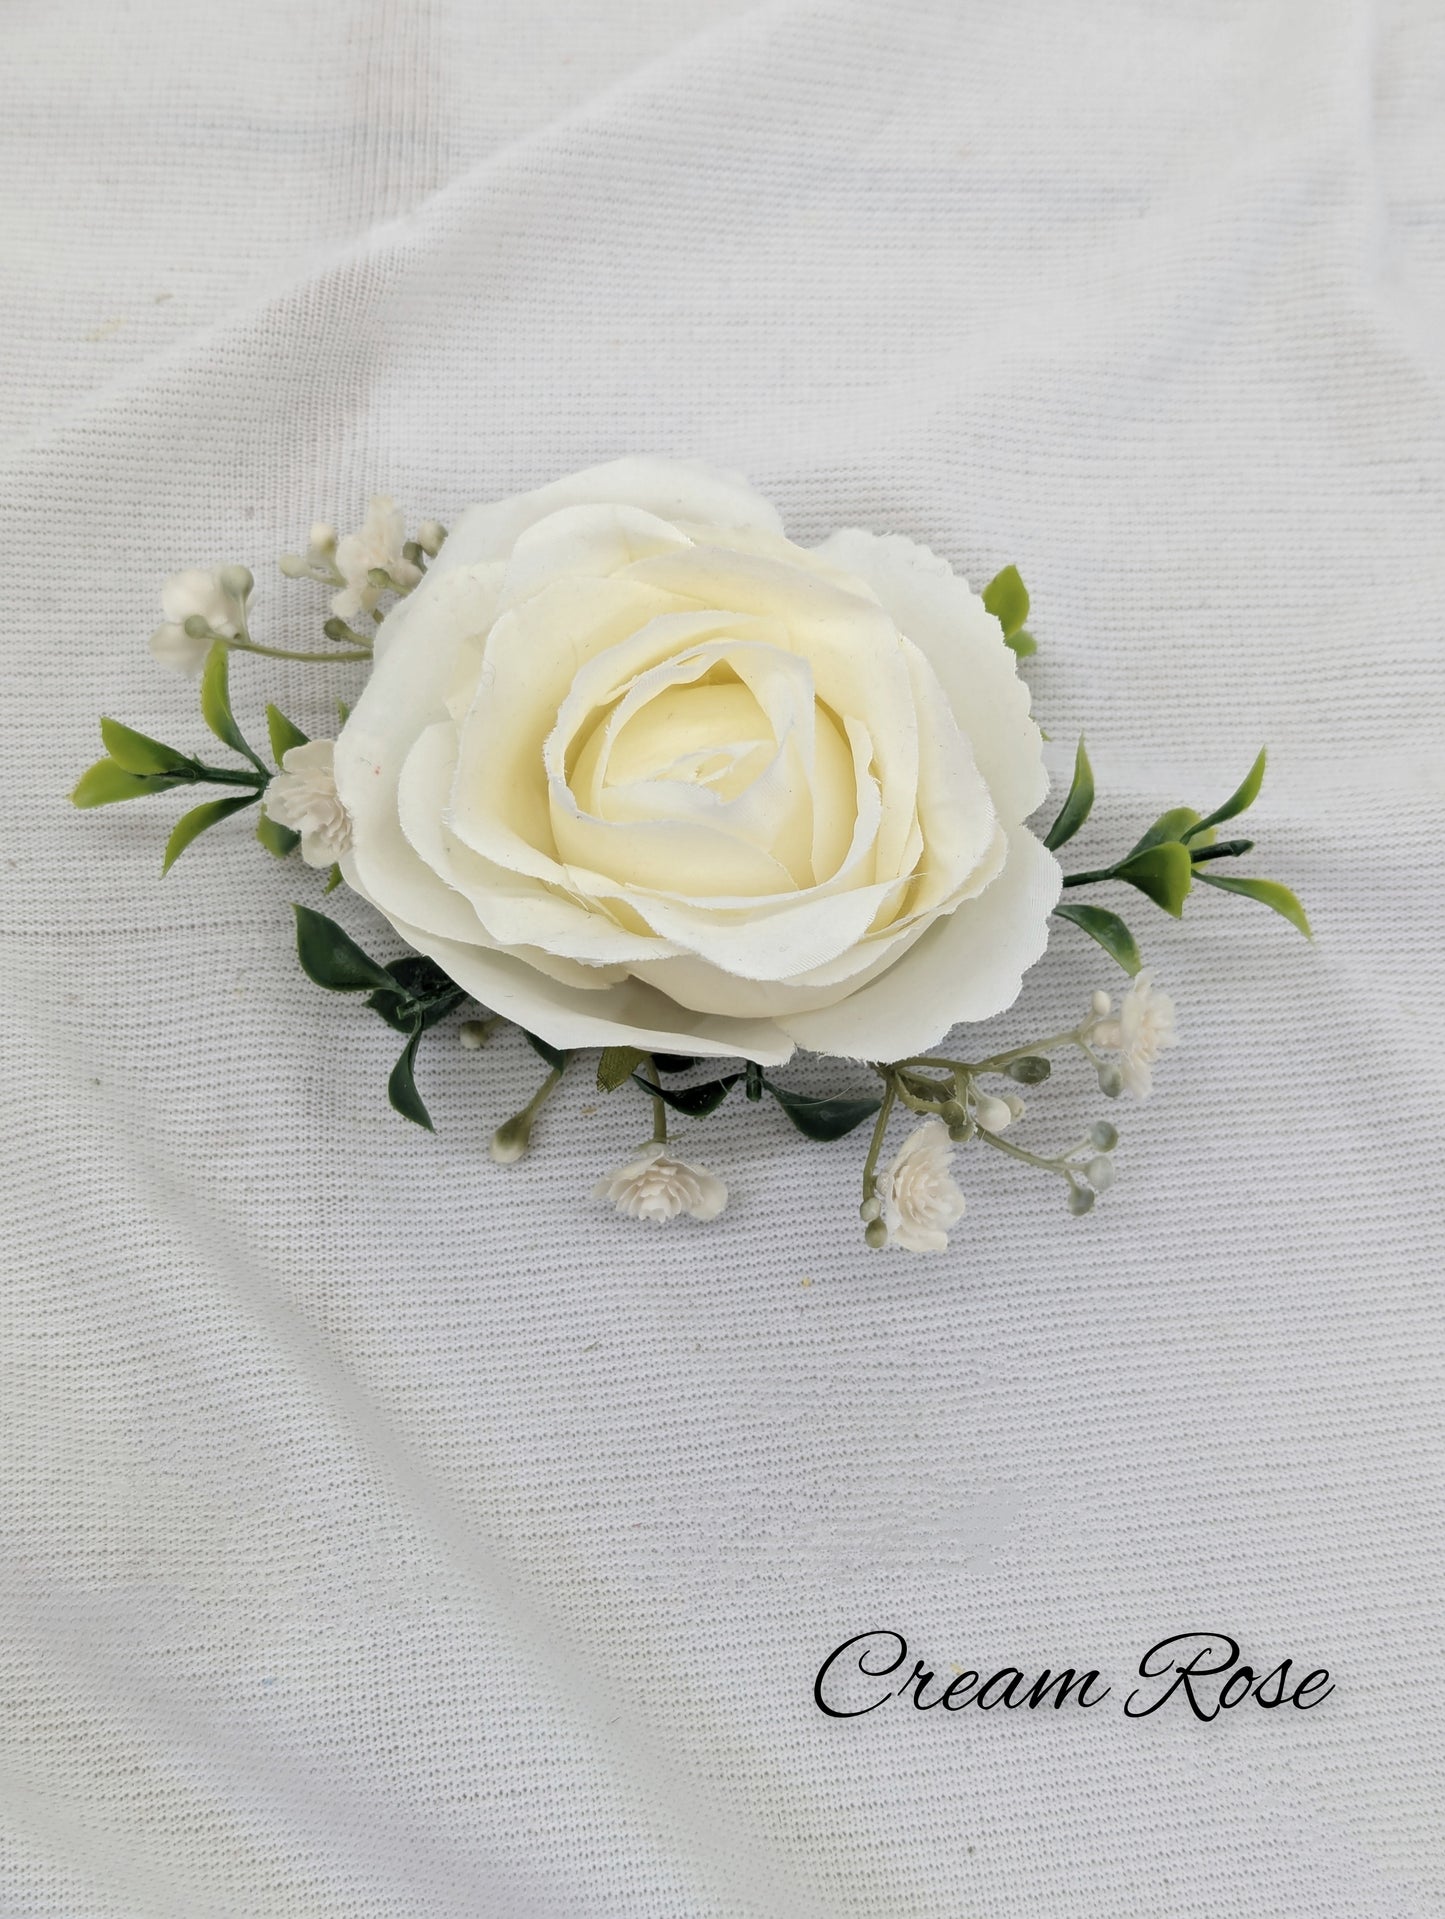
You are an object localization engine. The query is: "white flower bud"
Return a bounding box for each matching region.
[1068,1185,1095,1216]
[1002,1092,1026,1123]
[864,1216,889,1248]
[1086,1155,1115,1191]
[308,522,338,556]
[217,563,253,601]
[415,520,446,556]
[1091,989,1112,1017]
[973,1092,1013,1133]
[859,1195,882,1222]
[490,1114,532,1164]
[279,552,309,578]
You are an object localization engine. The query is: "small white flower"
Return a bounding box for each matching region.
[264,740,352,868]
[331,496,423,620]
[594,1143,728,1223]
[1092,971,1178,1098]
[877,1118,966,1253]
[150,566,242,674]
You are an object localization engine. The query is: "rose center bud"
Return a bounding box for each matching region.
[550,638,858,902]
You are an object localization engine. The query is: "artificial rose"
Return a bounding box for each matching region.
[334,458,1061,1064]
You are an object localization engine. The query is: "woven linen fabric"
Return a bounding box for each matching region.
[3,0,1443,1912]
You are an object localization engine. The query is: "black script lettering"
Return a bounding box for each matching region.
[1125,1632,1241,1721]
[976,1667,1029,1710]
[814,1630,908,1718]
[940,1670,980,1709]
[1027,1667,1111,1710]
[1292,1669,1334,1709]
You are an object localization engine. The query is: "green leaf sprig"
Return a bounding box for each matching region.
[292,905,467,1130]
[1043,744,1309,973]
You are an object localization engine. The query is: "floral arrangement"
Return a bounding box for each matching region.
[73,460,1309,1251]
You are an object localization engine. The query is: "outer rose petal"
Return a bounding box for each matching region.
[360,898,796,1065]
[813,528,1049,828]
[776,826,1062,1060]
[439,457,784,573]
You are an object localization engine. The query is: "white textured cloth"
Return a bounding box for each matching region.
[3,2,1443,1913]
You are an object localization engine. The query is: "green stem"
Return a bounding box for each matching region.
[645,1055,668,1145]
[522,1064,565,1122]
[974,1127,1072,1180]
[860,1077,898,1200]
[893,1026,1088,1077]
[193,764,268,790]
[224,636,372,664]
[1061,866,1120,888]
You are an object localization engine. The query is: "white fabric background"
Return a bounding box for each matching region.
[3,1,1443,1912]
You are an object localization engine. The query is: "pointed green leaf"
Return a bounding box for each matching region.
[1114,841,1193,917]
[256,812,300,858]
[71,759,187,808]
[266,704,309,765]
[387,1023,434,1130]
[1003,627,1037,659]
[336,699,352,726]
[1126,806,1201,858]
[1197,871,1311,939]
[1044,737,1095,851]
[762,1079,881,1141]
[1052,900,1143,975]
[1185,748,1266,842]
[634,1072,740,1118]
[982,564,1030,639]
[98,718,195,776]
[598,1046,646,1093]
[523,1030,570,1073]
[161,793,258,873]
[292,904,397,993]
[362,956,465,1034]
[324,863,343,894]
[199,641,267,774]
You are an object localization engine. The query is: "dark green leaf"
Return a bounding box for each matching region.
[256,813,301,858]
[633,1072,740,1118]
[762,1079,881,1141]
[98,718,195,777]
[71,759,187,808]
[1004,1056,1052,1084]
[651,1053,700,1074]
[266,703,309,765]
[598,1046,646,1092]
[1196,872,1312,939]
[387,1023,434,1131]
[1184,748,1266,842]
[199,642,268,774]
[161,793,258,873]
[363,957,465,1034]
[1125,806,1201,859]
[1003,627,1037,659]
[1052,900,1143,975]
[523,1030,570,1072]
[1114,841,1193,918]
[745,1061,764,1102]
[982,564,1030,639]
[292,904,397,993]
[1044,737,1095,851]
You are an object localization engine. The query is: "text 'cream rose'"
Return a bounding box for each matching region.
[334,459,1061,1064]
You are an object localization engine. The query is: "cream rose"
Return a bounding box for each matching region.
[333,458,1061,1065]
